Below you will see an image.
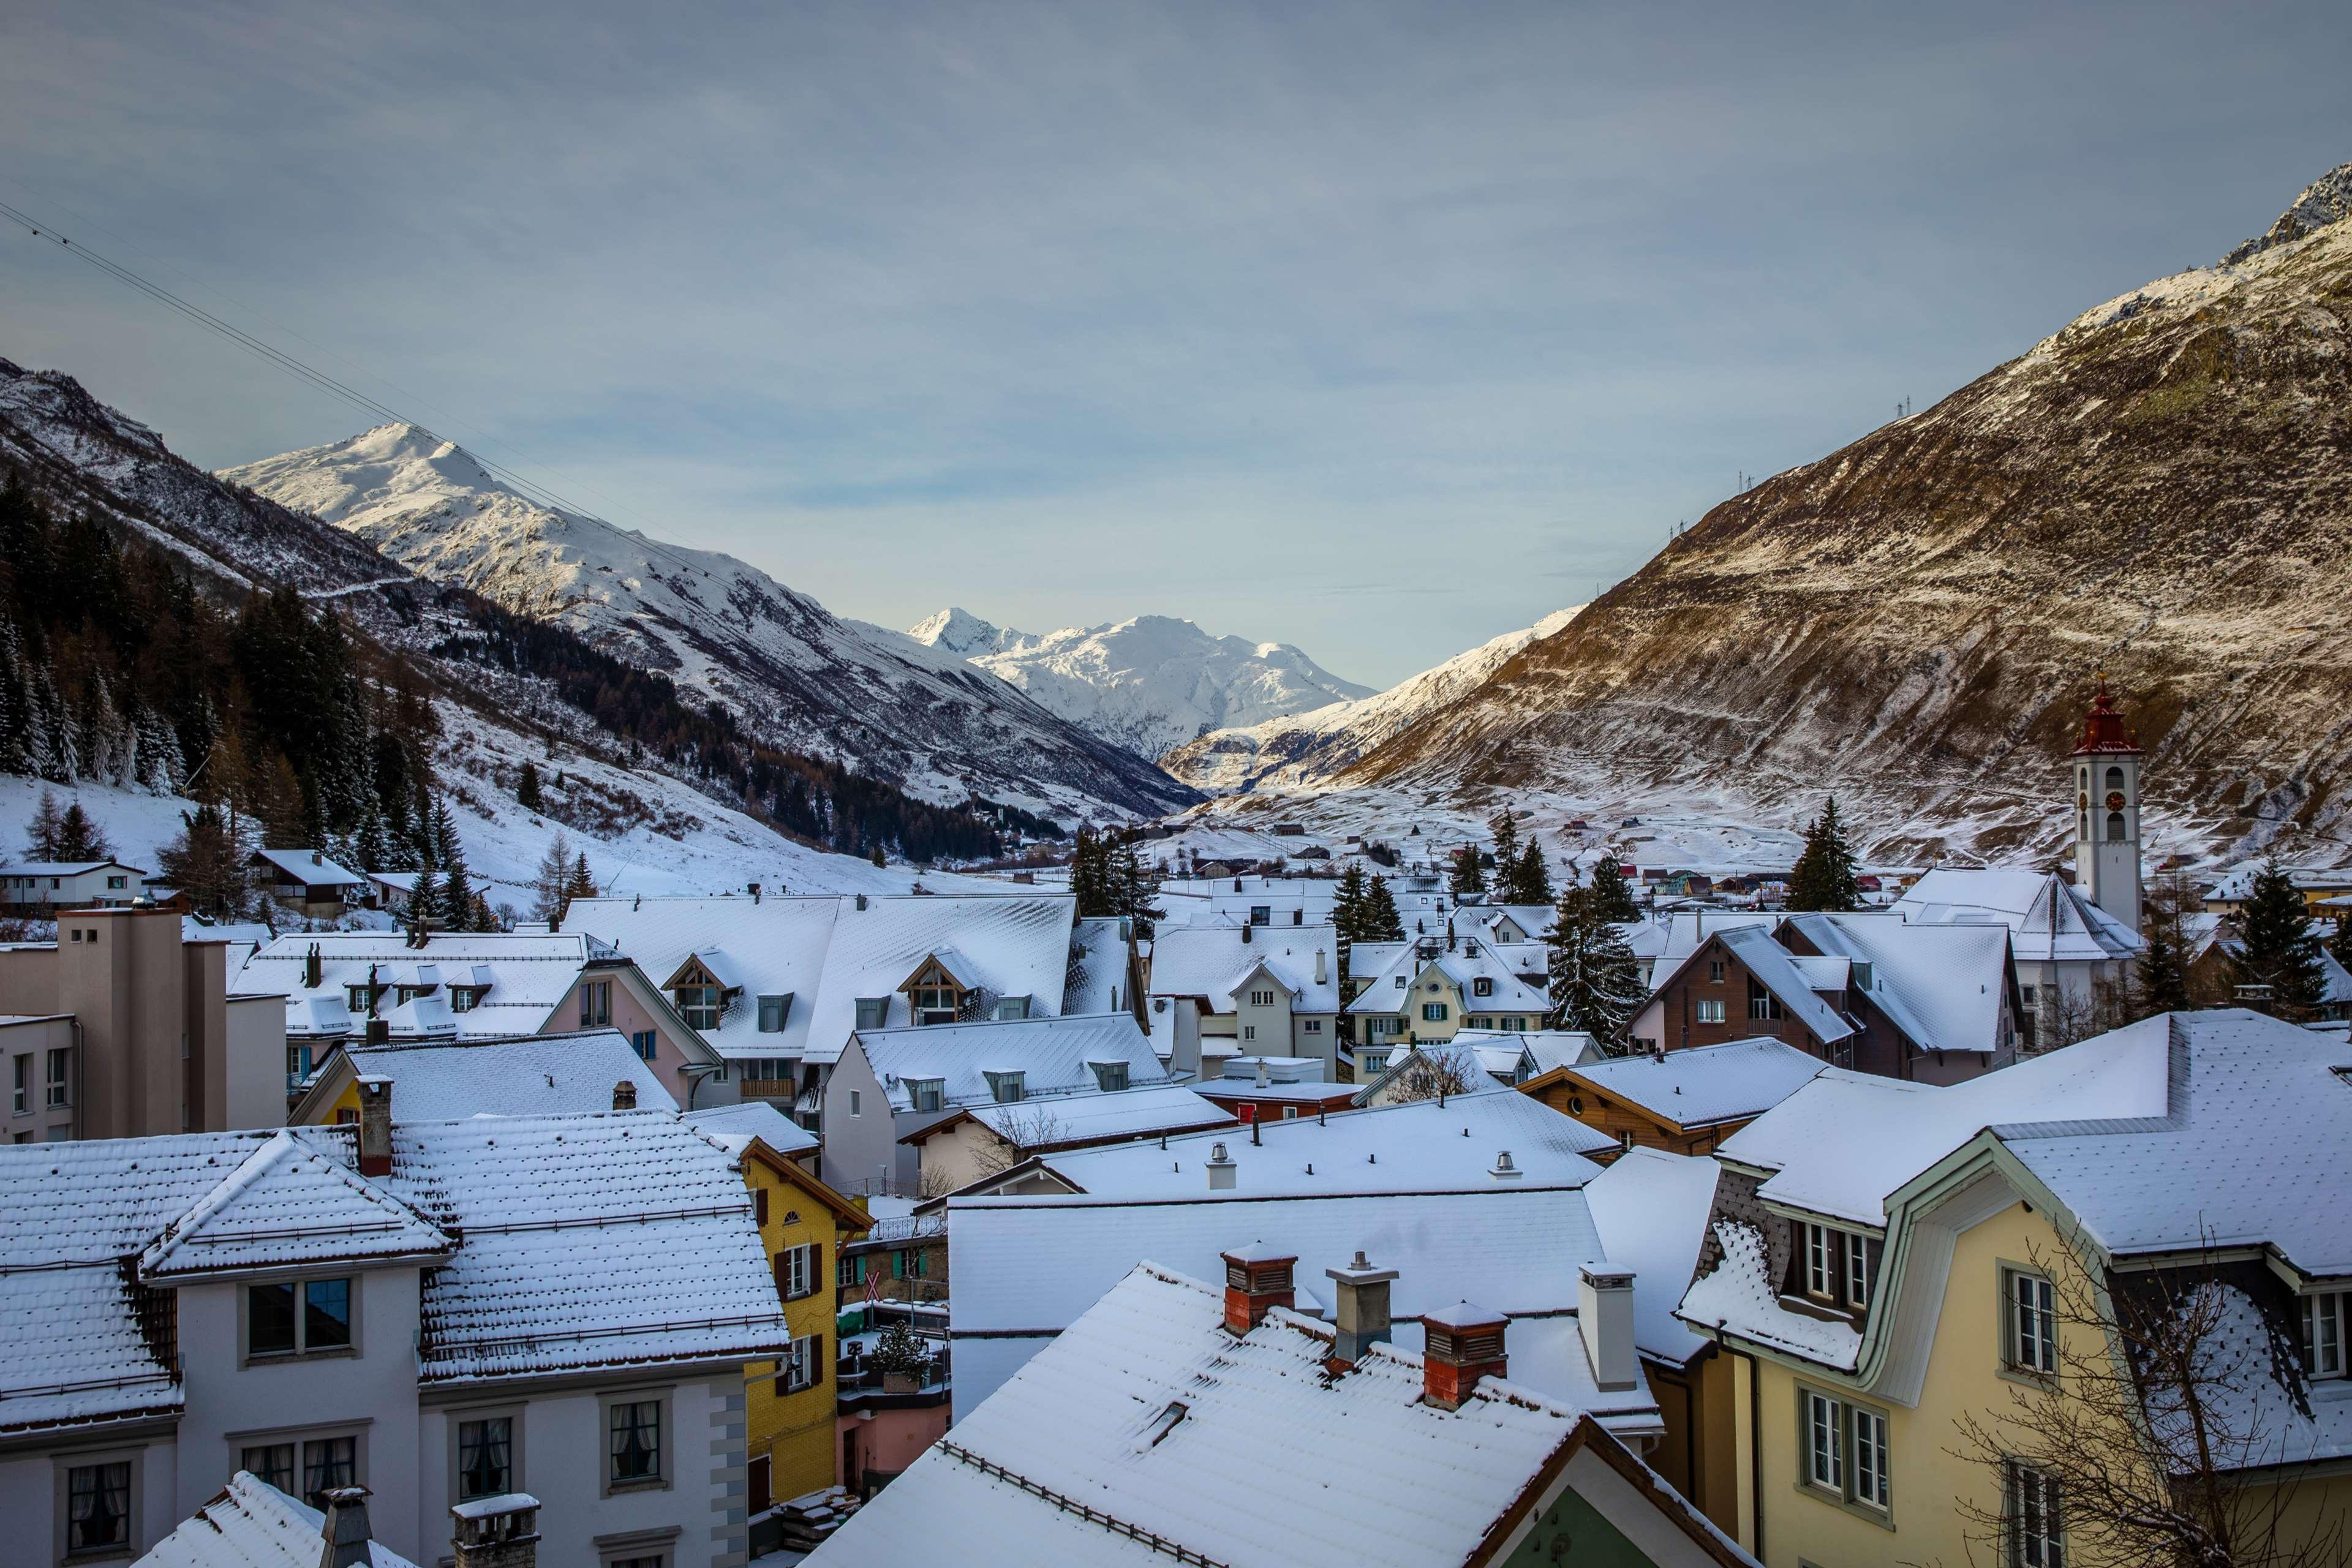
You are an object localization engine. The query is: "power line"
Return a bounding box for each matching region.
[0,195,666,538]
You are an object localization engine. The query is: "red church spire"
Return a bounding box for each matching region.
[2068,671,2143,757]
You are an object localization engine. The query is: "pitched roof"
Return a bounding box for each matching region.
[1583,1148,1721,1364]
[1564,1038,1826,1130]
[138,1130,453,1279]
[238,932,616,1041]
[300,1030,675,1123]
[1890,869,2141,962]
[1779,911,2014,1054]
[954,1084,1237,1150]
[249,848,363,886]
[1456,1028,1603,1075]
[859,1012,1170,1114]
[1344,940,1550,1018]
[1147,923,1338,1012]
[138,1472,421,1568]
[0,859,145,876]
[823,1262,1708,1568]
[1654,913,1781,969]
[1703,925,1855,1044]
[679,1099,820,1159]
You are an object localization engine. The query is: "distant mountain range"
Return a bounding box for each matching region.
[221,426,1194,821]
[908,608,1373,760]
[1335,160,2352,863]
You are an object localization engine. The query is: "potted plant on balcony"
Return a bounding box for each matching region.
[870,1319,931,1394]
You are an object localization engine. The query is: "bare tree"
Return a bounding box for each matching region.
[1378,1044,1483,1104]
[967,1103,1070,1177]
[1951,1231,2347,1568]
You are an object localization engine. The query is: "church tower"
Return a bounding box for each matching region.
[2068,673,2144,933]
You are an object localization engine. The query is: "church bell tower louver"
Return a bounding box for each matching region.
[2069,673,2143,935]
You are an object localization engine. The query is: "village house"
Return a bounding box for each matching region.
[1674,1009,2352,1567]
[0,1086,790,1566]
[238,930,725,1112]
[1191,1054,1360,1122]
[1352,1035,1539,1106]
[2185,924,2352,1016]
[810,1258,1756,1568]
[246,848,366,918]
[0,858,147,909]
[1145,921,1343,1079]
[836,1196,948,1309]
[287,1027,679,1124]
[564,892,1131,1138]
[137,1476,430,1568]
[0,904,287,1142]
[1449,900,1557,947]
[1889,869,2139,1047]
[1524,1036,1826,1160]
[1345,933,1552,1074]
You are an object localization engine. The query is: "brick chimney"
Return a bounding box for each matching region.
[356,1076,393,1177]
[612,1079,637,1111]
[1325,1250,1398,1370]
[450,1493,541,1568]
[1221,1244,1295,1334]
[317,1485,376,1568]
[1420,1302,1508,1409]
[1578,1266,1639,1391]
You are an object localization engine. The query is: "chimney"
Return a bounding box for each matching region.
[312,850,323,866]
[1240,923,1253,944]
[450,1492,541,1568]
[1578,1267,1638,1390]
[1420,1302,1509,1409]
[1206,1141,1237,1190]
[1489,1150,1522,1181]
[356,1076,393,1177]
[366,1017,390,1046]
[1254,1059,1270,1088]
[318,1485,376,1568]
[1325,1251,1398,1369]
[854,893,868,911]
[1220,1244,1296,1333]
[1314,948,1327,985]
[304,942,322,989]
[612,1079,637,1111]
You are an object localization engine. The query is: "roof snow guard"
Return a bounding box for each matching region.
[2068,673,2143,757]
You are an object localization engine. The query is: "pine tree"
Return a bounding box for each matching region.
[1448,843,1487,896]
[158,803,249,921]
[1362,875,1404,941]
[2135,917,2193,1017]
[1489,808,1520,880]
[429,799,480,932]
[2232,856,2324,1017]
[532,832,576,924]
[1787,797,1860,912]
[36,665,76,782]
[1331,862,1368,974]
[516,760,544,813]
[1107,838,1163,937]
[50,801,113,862]
[1069,829,1113,917]
[1509,841,1552,906]
[25,788,64,860]
[407,864,442,943]
[1546,881,1643,1046]
[1589,856,1640,922]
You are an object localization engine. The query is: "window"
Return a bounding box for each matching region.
[753,1188,768,1227]
[1250,906,1271,925]
[1707,960,1725,982]
[758,993,791,1032]
[2006,1268,2058,1376]
[777,1332,824,1394]
[66,1460,131,1553]
[346,984,372,1011]
[608,1399,662,1485]
[248,1278,352,1357]
[671,984,712,1030]
[1242,1025,1256,1042]
[12,1052,26,1112]
[1091,1061,1129,1092]
[1748,978,1784,1021]
[458,1415,513,1501]
[302,1436,356,1507]
[1302,1018,1322,1034]
[911,984,959,1025]
[2301,1292,2345,1379]
[776,1243,818,1302]
[855,997,889,1031]
[1695,998,1725,1024]
[2010,1461,2064,1567]
[630,1030,657,1061]
[1851,1406,1890,1510]
[1803,1389,1843,1494]
[1393,975,1406,989]
[848,1091,861,1117]
[995,995,1030,1021]
[909,1078,943,1114]
[1422,1002,1447,1022]
[1801,1387,1892,1517]
[1472,976,1493,997]
[1845,1231,1869,1310]
[45,1046,70,1107]
[838,1252,867,1289]
[448,986,476,1013]
[986,1071,1025,1104]
[1248,989,1276,1008]
[106,875,125,890]
[241,1442,295,1492]
[1360,1050,1387,1073]
[2106,812,2127,843]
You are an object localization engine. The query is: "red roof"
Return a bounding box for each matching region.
[2068,674,2143,757]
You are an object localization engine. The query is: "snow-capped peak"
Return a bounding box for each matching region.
[908,605,1025,657]
[2222,159,2352,266]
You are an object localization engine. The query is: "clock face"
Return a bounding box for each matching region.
[2105,791,2127,811]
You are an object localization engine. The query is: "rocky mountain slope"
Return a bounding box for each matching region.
[1164,606,1583,794]
[1347,162,2352,863]
[909,607,1372,759]
[222,426,1193,820]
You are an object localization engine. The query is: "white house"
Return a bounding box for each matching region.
[1145,922,1341,1079]
[0,1092,788,1566]
[1888,868,2138,1047]
[0,859,148,910]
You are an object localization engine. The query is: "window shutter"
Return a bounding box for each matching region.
[754,1189,768,1227]
[773,1251,789,1303]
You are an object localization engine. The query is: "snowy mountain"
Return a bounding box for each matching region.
[221,426,1194,821]
[1163,606,1583,794]
[908,608,1373,760]
[1344,160,2352,864]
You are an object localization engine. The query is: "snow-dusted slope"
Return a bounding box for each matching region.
[910,608,1373,760]
[1162,606,1583,794]
[221,428,1194,820]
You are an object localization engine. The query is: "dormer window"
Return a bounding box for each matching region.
[1091,1061,1129,1092]
[996,996,1031,1021]
[1797,1221,1871,1313]
[985,1071,1025,1104]
[344,984,372,1011]
[912,986,959,1026]
[676,984,720,1030]
[2303,1291,2346,1379]
[908,1077,944,1114]
[447,987,478,1013]
[856,997,890,1031]
[1472,977,1493,997]
[758,994,792,1033]
[1248,989,1276,1008]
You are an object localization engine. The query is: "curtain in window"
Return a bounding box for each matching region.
[67,1463,130,1549]
[610,1400,660,1481]
[459,1416,512,1500]
[303,1437,356,1506]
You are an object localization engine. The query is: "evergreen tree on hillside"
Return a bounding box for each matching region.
[407,864,442,943]
[516,760,544,813]
[2232,856,2324,1017]
[29,791,114,863]
[1503,840,1552,907]
[1787,798,1860,912]
[567,851,597,903]
[1069,829,1113,917]
[1363,874,1404,941]
[1489,809,1520,881]
[24,788,63,861]
[1546,880,1643,1046]
[1448,843,1487,896]
[532,832,576,924]
[426,799,482,933]
[1589,856,1640,922]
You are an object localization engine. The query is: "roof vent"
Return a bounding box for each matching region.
[1207,1142,1237,1190]
[1490,1150,1521,1180]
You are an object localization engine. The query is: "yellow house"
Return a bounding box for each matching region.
[735,1136,872,1513]
[1344,942,1550,1075]
[1678,1011,2352,1567]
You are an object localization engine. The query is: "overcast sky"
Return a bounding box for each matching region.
[2,2,2342,686]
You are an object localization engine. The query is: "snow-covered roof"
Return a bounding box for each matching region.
[1065,916,1133,1014]
[2198,864,2352,904]
[238,932,617,1041]
[320,1030,675,1121]
[1583,1148,1722,1365]
[1781,911,2013,1054]
[1891,869,2141,962]
[859,1013,1169,1115]
[2202,935,2352,1005]
[679,1099,820,1159]
[0,1111,789,1433]
[138,1472,421,1568]
[1564,1038,1827,1129]
[0,859,146,876]
[249,848,363,887]
[984,1087,1615,1200]
[1457,1028,1603,1075]
[1351,1039,1521,1106]
[568,893,1082,1063]
[1147,923,1339,1013]
[826,1262,1681,1568]
[1705,925,1855,1044]
[1654,913,1779,970]
[959,1083,1237,1150]
[1714,1017,2173,1229]
[1452,902,1557,941]
[1343,940,1549,1018]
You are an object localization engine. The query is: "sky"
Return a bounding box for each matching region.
[2,2,2344,688]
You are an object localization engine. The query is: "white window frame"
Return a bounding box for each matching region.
[778,1332,823,1394]
[1798,1384,1893,1521]
[1695,998,1725,1024]
[1845,1231,1870,1310]
[778,1243,817,1302]
[2009,1460,2064,1567]
[2303,1291,2346,1380]
[45,1046,70,1108]
[2005,1267,2059,1376]
[1804,1223,1835,1300]
[1802,1387,1843,1494]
